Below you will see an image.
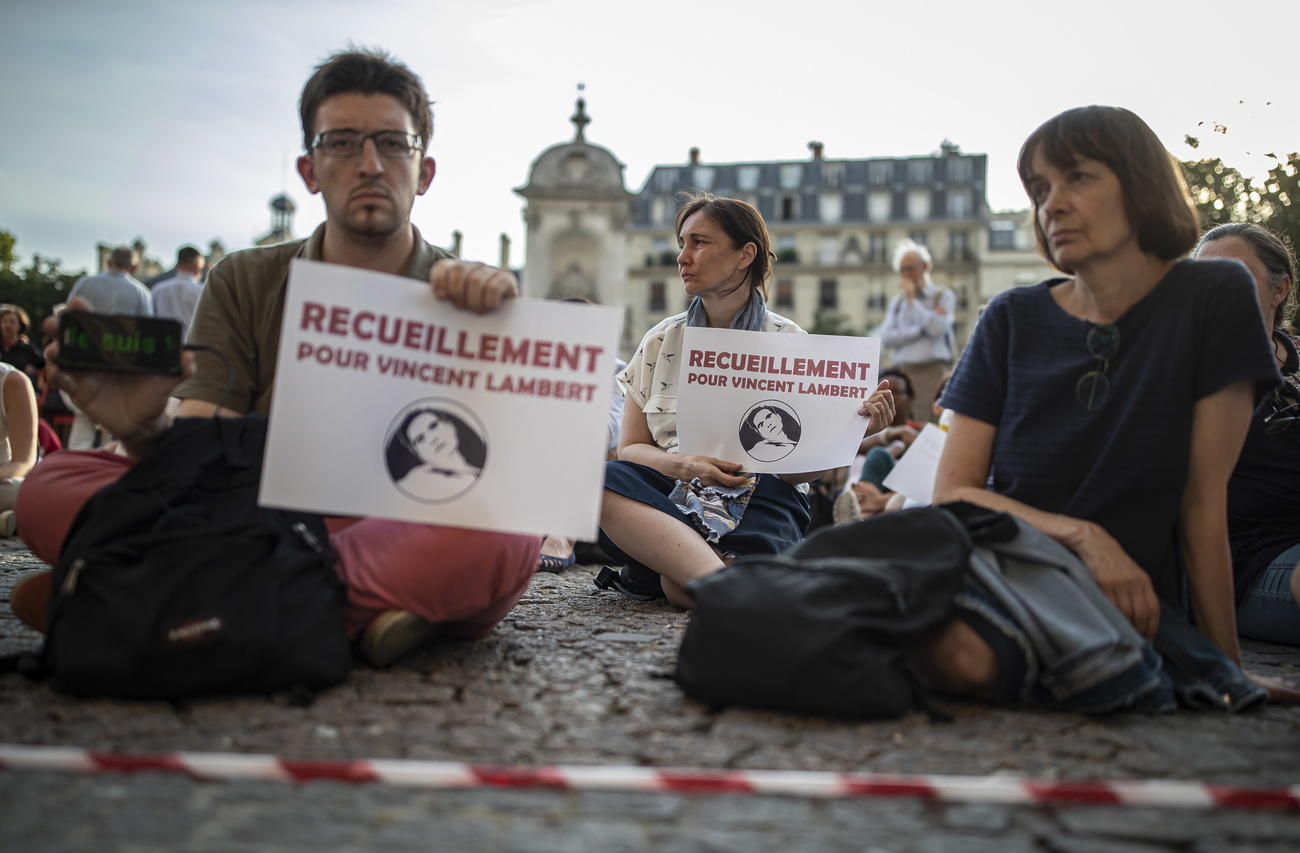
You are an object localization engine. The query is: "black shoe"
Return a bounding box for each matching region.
[593,564,666,601]
[573,540,613,565]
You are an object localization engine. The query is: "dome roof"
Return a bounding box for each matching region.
[516,92,630,201]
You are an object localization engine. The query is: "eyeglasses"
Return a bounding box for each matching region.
[1076,323,1120,411]
[310,130,423,158]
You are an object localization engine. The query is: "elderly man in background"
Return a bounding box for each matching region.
[874,240,954,422]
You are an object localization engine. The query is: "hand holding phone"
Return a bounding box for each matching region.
[47,305,193,458]
[57,311,183,375]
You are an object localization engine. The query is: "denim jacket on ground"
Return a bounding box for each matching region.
[959,516,1266,714]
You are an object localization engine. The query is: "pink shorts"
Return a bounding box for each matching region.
[17,450,540,638]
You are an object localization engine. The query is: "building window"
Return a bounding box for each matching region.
[907,188,930,221]
[908,159,932,184]
[819,235,840,265]
[820,192,842,224]
[655,169,678,191]
[868,161,891,186]
[823,162,843,189]
[819,278,838,310]
[868,232,887,264]
[737,165,761,191]
[908,231,930,247]
[948,230,973,262]
[776,279,794,309]
[652,197,669,226]
[989,219,1018,250]
[891,191,908,221]
[948,157,972,182]
[648,281,666,312]
[652,237,676,266]
[868,190,890,222]
[694,166,714,190]
[776,233,798,263]
[781,194,798,221]
[780,163,803,189]
[948,190,972,220]
[842,235,864,265]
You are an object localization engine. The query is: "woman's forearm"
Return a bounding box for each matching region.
[935,484,1095,551]
[1180,513,1242,666]
[619,442,682,480]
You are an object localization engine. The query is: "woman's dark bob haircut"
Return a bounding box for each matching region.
[674,192,775,300]
[1018,106,1200,274]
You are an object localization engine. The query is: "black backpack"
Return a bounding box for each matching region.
[36,415,352,700]
[674,504,995,719]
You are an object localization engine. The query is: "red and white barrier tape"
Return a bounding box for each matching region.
[1,743,1297,810]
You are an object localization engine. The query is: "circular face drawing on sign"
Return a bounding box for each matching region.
[739,399,801,463]
[384,398,488,503]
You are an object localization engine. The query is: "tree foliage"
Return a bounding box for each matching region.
[1181,144,1300,257]
[809,309,855,336]
[0,230,85,331]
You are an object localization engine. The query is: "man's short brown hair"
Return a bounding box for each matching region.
[299,48,433,153]
[1017,106,1199,274]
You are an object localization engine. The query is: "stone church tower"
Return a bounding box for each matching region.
[515,88,632,312]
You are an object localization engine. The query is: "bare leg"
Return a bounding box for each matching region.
[912,619,999,697]
[600,490,724,601]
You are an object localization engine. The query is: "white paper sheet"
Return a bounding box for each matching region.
[881,423,948,504]
[259,259,622,540]
[676,327,881,473]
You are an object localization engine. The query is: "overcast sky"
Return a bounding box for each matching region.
[2,0,1295,275]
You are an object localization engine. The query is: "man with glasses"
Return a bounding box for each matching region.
[13,49,540,668]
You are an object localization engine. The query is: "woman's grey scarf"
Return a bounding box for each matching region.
[671,287,768,544]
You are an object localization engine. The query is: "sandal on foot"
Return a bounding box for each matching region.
[536,553,576,573]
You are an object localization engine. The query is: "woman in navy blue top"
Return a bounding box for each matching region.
[929,106,1293,701]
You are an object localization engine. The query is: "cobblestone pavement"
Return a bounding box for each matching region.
[2,536,1298,851]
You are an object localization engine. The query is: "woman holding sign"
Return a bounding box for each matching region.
[598,194,894,607]
[931,105,1298,703]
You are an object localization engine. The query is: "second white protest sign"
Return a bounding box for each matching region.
[676,326,881,474]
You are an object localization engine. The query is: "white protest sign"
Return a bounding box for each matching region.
[259,259,622,540]
[676,327,880,473]
[881,423,948,504]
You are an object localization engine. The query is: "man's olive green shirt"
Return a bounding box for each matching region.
[176,223,453,414]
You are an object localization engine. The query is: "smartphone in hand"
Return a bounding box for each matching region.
[57,311,183,376]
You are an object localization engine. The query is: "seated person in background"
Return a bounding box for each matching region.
[9,48,539,668]
[0,305,45,387]
[856,365,924,489]
[1194,222,1300,645]
[597,193,893,607]
[0,360,38,537]
[831,366,925,522]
